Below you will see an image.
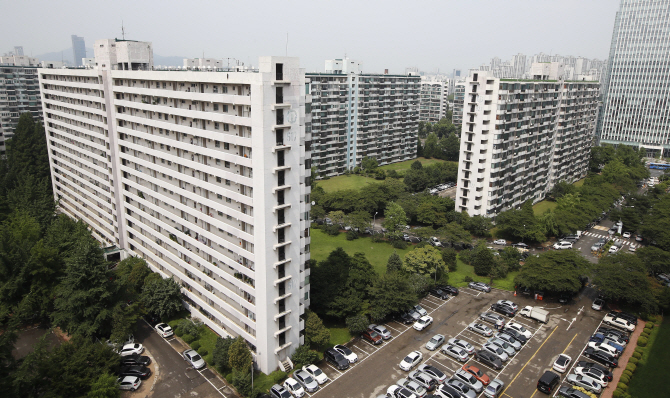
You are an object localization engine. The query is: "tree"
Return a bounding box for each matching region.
[403,246,445,278]
[310,248,351,315]
[636,246,670,275]
[141,276,183,320]
[115,256,151,296]
[327,210,346,227]
[471,243,495,276]
[361,156,378,171]
[369,272,417,321]
[345,315,368,334]
[228,337,253,373]
[290,345,320,369]
[345,210,371,232]
[87,373,120,398]
[386,251,403,273]
[329,253,377,318]
[592,254,657,312]
[304,311,330,348]
[411,160,423,170]
[514,250,590,294]
[109,302,140,346]
[382,202,408,234]
[496,200,545,242]
[441,248,457,272]
[423,133,439,158]
[439,133,460,161]
[311,205,326,221]
[500,247,521,271]
[213,336,235,371]
[232,370,252,397]
[464,215,493,236]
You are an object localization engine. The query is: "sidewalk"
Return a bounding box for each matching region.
[601,319,646,398]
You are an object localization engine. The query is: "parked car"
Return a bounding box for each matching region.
[453,369,483,393]
[493,332,521,351]
[394,311,415,325]
[587,342,620,358]
[557,386,591,398]
[386,385,417,398]
[120,354,151,367]
[445,379,476,398]
[468,322,493,337]
[407,308,421,320]
[408,370,438,392]
[583,348,618,367]
[468,282,491,292]
[154,322,174,338]
[429,237,443,247]
[369,324,392,340]
[480,312,505,324]
[574,366,609,387]
[590,242,604,251]
[491,303,516,317]
[592,298,604,311]
[333,345,358,363]
[293,370,319,393]
[441,344,469,362]
[119,343,144,357]
[361,329,383,345]
[566,374,602,394]
[399,351,423,371]
[323,348,349,370]
[493,239,507,245]
[474,350,503,370]
[448,338,475,354]
[426,334,445,351]
[622,232,631,238]
[119,365,151,380]
[597,327,629,343]
[429,288,450,300]
[603,314,635,332]
[484,379,505,398]
[302,364,328,384]
[283,377,306,398]
[482,343,508,362]
[504,322,532,339]
[414,305,428,317]
[553,354,572,373]
[553,241,573,250]
[437,384,466,398]
[487,338,515,358]
[589,334,624,353]
[536,371,560,394]
[462,364,490,386]
[270,384,293,398]
[413,315,433,331]
[438,285,460,296]
[500,328,527,345]
[117,376,141,391]
[418,364,448,384]
[607,310,638,325]
[182,349,206,369]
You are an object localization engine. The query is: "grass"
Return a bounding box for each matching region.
[317,174,377,193]
[573,178,585,187]
[326,324,353,346]
[310,228,414,275]
[628,317,670,397]
[532,200,557,216]
[450,255,518,291]
[378,157,451,173]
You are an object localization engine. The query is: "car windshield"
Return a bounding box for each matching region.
[338,346,353,355]
[313,368,323,376]
[191,354,202,361]
[419,319,428,324]
[557,356,568,365]
[334,354,345,361]
[492,346,503,354]
[416,305,424,311]
[304,376,314,384]
[515,324,527,332]
[403,356,414,363]
[280,391,291,398]
[430,337,440,344]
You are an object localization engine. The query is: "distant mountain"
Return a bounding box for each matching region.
[35,47,185,67]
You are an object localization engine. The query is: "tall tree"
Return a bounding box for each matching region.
[514,250,590,294]
[369,272,417,321]
[212,336,235,371]
[403,246,445,279]
[386,251,403,273]
[382,202,408,234]
[87,373,120,398]
[592,254,657,312]
[140,276,183,320]
[304,311,331,348]
[310,248,351,315]
[228,337,253,373]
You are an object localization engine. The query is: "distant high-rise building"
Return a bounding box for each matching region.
[419,77,449,123]
[598,0,670,157]
[512,53,527,78]
[71,35,86,66]
[13,46,24,56]
[452,82,465,127]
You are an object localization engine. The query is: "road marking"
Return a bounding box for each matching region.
[384,323,403,333]
[325,363,344,375]
[566,306,583,331]
[562,333,579,354]
[529,390,537,398]
[501,326,559,396]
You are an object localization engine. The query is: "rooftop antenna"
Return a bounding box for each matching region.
[122,21,126,40]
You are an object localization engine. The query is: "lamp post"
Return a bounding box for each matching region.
[373,211,378,234]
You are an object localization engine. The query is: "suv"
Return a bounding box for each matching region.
[323,348,349,370]
[553,241,573,250]
[474,350,502,370]
[537,371,560,394]
[270,384,292,398]
[361,329,383,345]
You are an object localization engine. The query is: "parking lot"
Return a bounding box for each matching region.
[301,285,608,398]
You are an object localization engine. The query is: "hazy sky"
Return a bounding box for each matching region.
[2,0,620,73]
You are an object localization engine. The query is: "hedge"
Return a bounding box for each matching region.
[626,363,637,372]
[629,357,639,365]
[620,375,630,384]
[634,347,644,354]
[637,337,648,347]
[646,322,654,329]
[182,334,195,344]
[617,382,628,391]
[190,341,201,351]
[175,328,184,337]
[623,370,633,378]
[613,389,624,398]
[197,347,209,356]
[640,332,650,340]
[204,354,214,366]
[632,351,642,359]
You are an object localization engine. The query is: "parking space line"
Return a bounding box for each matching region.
[325,363,344,376]
[501,326,559,397]
[423,296,443,306]
[384,323,404,333]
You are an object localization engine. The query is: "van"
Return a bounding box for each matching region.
[537,371,560,394]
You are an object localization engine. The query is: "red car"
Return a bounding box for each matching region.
[462,364,490,385]
[361,329,383,345]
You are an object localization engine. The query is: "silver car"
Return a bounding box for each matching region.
[426,334,445,351]
[408,370,436,391]
[414,305,428,317]
[453,369,483,393]
[293,370,319,393]
[446,379,476,398]
[468,322,494,337]
[566,374,602,394]
[441,344,469,362]
[417,364,448,384]
[368,324,392,340]
[484,379,505,398]
[397,378,426,398]
[448,338,475,354]
[494,332,521,351]
[183,349,206,369]
[487,338,516,357]
[480,312,505,325]
[483,343,509,362]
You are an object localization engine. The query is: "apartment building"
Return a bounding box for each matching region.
[452,81,465,127]
[307,58,420,177]
[455,63,599,217]
[0,54,42,155]
[419,77,449,123]
[39,38,311,373]
[598,0,670,157]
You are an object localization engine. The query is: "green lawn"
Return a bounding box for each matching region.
[628,317,670,397]
[327,325,353,346]
[317,174,377,193]
[533,200,557,216]
[573,178,585,187]
[310,228,414,275]
[451,255,518,291]
[379,157,452,173]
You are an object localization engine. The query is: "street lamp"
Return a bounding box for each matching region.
[373,212,378,234]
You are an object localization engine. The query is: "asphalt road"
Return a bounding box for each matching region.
[302,287,605,398]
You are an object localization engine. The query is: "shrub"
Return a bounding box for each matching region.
[646,321,655,329]
[643,327,652,334]
[619,375,630,384]
[270,370,287,384]
[204,354,214,366]
[637,337,648,347]
[182,334,195,344]
[290,345,319,369]
[464,276,474,283]
[198,347,209,356]
[634,347,644,354]
[345,230,358,241]
[626,363,636,372]
[623,370,633,378]
[416,241,428,248]
[175,327,184,337]
[640,332,649,339]
[612,389,624,398]
[629,357,639,365]
[632,351,642,359]
[617,382,628,391]
[392,240,407,250]
[190,341,201,351]
[324,225,340,236]
[371,234,384,243]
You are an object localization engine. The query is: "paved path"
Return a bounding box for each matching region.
[601,319,646,398]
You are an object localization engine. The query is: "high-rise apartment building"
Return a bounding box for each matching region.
[306,58,420,177]
[452,82,465,127]
[455,64,599,216]
[598,0,670,157]
[419,77,449,123]
[71,35,86,67]
[0,53,42,155]
[39,38,311,373]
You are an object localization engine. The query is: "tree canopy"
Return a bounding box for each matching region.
[514,250,590,294]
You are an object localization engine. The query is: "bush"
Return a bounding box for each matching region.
[204,354,214,366]
[371,234,384,243]
[290,345,319,370]
[182,334,195,344]
[190,341,201,351]
[634,347,644,354]
[623,370,633,378]
[626,363,636,372]
[198,347,209,356]
[629,357,639,365]
[464,276,474,283]
[646,320,655,328]
[345,230,358,241]
[617,382,628,391]
[175,327,184,337]
[632,351,642,359]
[392,240,407,250]
[637,337,648,347]
[324,224,340,236]
[619,374,630,384]
[612,389,624,398]
[640,332,649,339]
[270,370,287,384]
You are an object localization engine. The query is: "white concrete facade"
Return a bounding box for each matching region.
[419,78,449,123]
[0,64,42,154]
[184,58,224,69]
[455,68,599,217]
[39,45,310,374]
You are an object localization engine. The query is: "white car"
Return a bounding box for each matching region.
[609,245,620,253]
[553,354,572,373]
[333,345,358,363]
[505,322,532,339]
[553,241,573,250]
[566,374,603,394]
[302,364,328,385]
[399,351,423,371]
[447,338,475,355]
[118,343,144,357]
[117,376,141,391]
[441,344,469,362]
[622,232,631,238]
[429,237,443,247]
[574,366,609,387]
[387,385,417,398]
[493,239,507,245]
[587,342,619,357]
[592,298,604,311]
[413,316,433,331]
[183,349,206,369]
[603,314,635,332]
[283,377,306,398]
[155,323,174,338]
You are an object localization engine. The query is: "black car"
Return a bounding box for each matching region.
[429,288,449,300]
[437,384,463,398]
[323,348,349,370]
[537,371,560,394]
[438,285,459,296]
[607,310,638,325]
[501,328,527,344]
[393,311,414,325]
[490,303,516,317]
[474,349,503,370]
[597,327,629,343]
[576,361,614,381]
[583,347,618,368]
[557,386,591,398]
[119,365,151,380]
[120,353,151,367]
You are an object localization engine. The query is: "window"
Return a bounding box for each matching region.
[216,177,222,183]
[223,123,229,131]
[213,104,219,111]
[215,141,220,148]
[217,194,223,199]
[218,211,223,216]
[226,215,232,220]
[223,105,228,112]
[226,197,232,203]
[225,179,231,186]
[224,143,230,150]
[216,159,221,165]
[224,161,230,168]
[215,123,220,130]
